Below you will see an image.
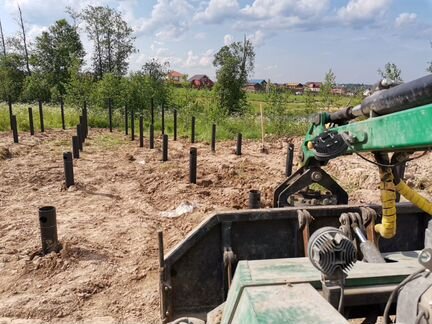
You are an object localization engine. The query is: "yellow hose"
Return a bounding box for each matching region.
[374,168,397,239]
[396,180,432,215]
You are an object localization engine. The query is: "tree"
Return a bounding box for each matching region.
[304,87,317,114]
[6,5,32,76]
[17,5,31,76]
[32,19,85,99]
[64,57,94,107]
[0,18,6,56]
[213,37,255,115]
[93,72,126,109]
[0,54,26,102]
[266,84,289,135]
[142,58,170,107]
[79,5,135,78]
[21,72,51,102]
[378,62,402,82]
[321,69,336,109]
[124,72,151,116]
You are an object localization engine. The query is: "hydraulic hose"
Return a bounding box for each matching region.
[374,167,397,239]
[395,180,432,215]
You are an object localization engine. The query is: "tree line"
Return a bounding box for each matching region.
[0,4,258,118]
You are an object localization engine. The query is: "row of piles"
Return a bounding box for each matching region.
[8,100,66,143]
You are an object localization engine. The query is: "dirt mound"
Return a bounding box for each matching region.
[0,147,12,160]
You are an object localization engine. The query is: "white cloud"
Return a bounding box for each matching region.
[194,32,207,40]
[224,34,234,45]
[194,0,239,23]
[4,0,114,23]
[395,12,417,28]
[241,0,329,19]
[150,42,168,56]
[136,0,193,39]
[337,0,391,24]
[182,49,215,68]
[26,24,48,40]
[248,30,265,47]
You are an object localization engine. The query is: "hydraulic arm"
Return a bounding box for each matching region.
[275,74,432,239]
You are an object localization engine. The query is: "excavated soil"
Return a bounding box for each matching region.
[0,128,431,324]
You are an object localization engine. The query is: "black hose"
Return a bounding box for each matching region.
[330,74,432,123]
[383,268,425,324]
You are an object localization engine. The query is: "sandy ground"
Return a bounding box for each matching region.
[0,128,431,324]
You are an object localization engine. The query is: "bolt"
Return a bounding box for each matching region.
[420,250,432,263]
[311,171,322,182]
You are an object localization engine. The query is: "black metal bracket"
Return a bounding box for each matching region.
[221,222,236,299]
[273,166,348,207]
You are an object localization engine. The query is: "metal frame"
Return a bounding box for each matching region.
[161,203,429,322]
[273,166,348,207]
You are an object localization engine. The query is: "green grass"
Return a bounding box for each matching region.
[0,92,354,141]
[92,133,125,149]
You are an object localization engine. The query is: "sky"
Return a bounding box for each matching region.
[0,0,432,83]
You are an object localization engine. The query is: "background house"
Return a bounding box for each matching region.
[286,82,304,94]
[245,79,267,92]
[188,74,214,89]
[167,71,185,84]
[305,81,322,92]
[331,87,346,95]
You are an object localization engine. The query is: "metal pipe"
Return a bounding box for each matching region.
[83,101,88,137]
[76,125,83,151]
[139,115,144,147]
[236,133,242,155]
[11,115,18,143]
[8,96,12,130]
[150,123,154,149]
[173,109,177,141]
[28,107,34,135]
[63,152,74,187]
[162,134,168,161]
[108,98,113,132]
[79,116,85,143]
[131,110,135,141]
[38,206,60,254]
[353,225,386,263]
[158,230,167,323]
[191,116,195,144]
[151,97,154,125]
[158,230,164,268]
[72,136,80,159]
[353,226,367,243]
[248,190,261,209]
[125,105,128,135]
[211,124,216,152]
[286,143,294,177]
[38,99,44,132]
[60,99,65,130]
[189,147,197,184]
[161,103,165,135]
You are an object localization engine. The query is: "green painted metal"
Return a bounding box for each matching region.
[221,251,422,324]
[302,103,432,167]
[230,284,348,324]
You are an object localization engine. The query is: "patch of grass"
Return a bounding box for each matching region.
[92,133,125,149]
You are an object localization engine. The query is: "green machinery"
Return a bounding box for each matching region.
[161,75,432,324]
